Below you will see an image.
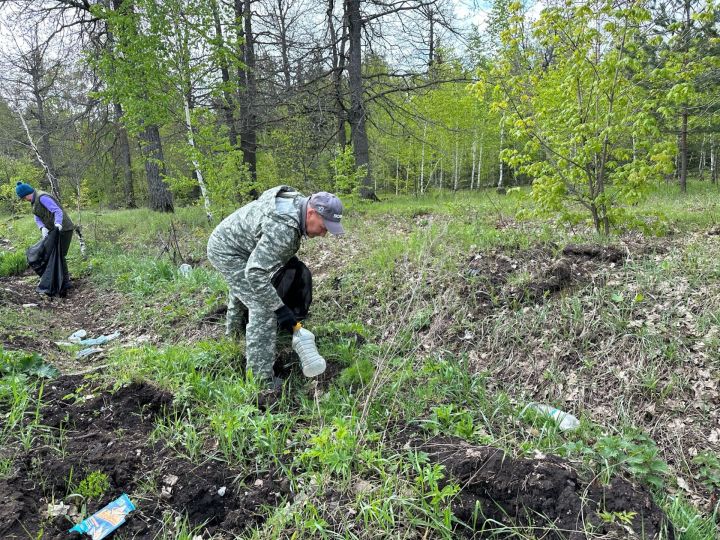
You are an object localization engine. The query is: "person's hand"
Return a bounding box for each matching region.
[274,304,298,333]
[55,223,62,231]
[41,227,49,238]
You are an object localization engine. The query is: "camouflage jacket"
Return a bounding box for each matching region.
[208,185,307,310]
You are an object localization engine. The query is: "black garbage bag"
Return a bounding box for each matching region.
[272,256,312,319]
[26,233,52,276]
[25,229,68,297]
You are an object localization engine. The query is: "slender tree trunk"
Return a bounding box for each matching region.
[406,162,411,196]
[439,158,443,191]
[419,123,427,194]
[395,156,399,195]
[497,120,505,192]
[211,0,239,148]
[428,8,434,70]
[276,0,292,91]
[140,124,174,212]
[470,138,476,190]
[17,110,60,200]
[453,137,459,191]
[699,135,706,179]
[184,99,213,222]
[711,140,717,184]
[236,0,258,183]
[679,107,688,193]
[477,140,484,188]
[114,102,136,208]
[345,0,374,199]
[29,59,58,193]
[328,1,348,149]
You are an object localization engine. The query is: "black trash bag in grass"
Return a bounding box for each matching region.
[25,228,69,297]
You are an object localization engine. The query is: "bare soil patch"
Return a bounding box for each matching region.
[407,434,675,539]
[466,242,628,310]
[0,376,290,539]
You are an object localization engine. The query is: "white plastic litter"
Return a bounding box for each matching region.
[68,329,88,343]
[523,402,580,431]
[76,347,104,359]
[178,263,192,277]
[292,326,326,378]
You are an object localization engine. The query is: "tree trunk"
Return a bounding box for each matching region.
[395,156,399,195]
[184,99,213,222]
[345,0,375,199]
[428,7,434,70]
[114,102,136,208]
[419,123,427,194]
[28,50,58,193]
[17,110,60,200]
[679,107,688,193]
[453,137,459,191]
[211,0,239,148]
[140,124,174,212]
[470,138,476,190]
[276,0,292,92]
[497,120,505,192]
[328,0,348,149]
[477,142,483,188]
[236,0,258,183]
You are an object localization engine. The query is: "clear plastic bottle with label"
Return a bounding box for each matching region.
[292,324,326,377]
[524,403,580,431]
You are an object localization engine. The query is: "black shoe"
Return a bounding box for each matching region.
[256,377,284,410]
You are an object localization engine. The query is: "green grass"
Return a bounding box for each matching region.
[0,249,27,277]
[2,180,720,538]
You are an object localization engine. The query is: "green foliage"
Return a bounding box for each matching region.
[331,146,367,195]
[0,157,42,214]
[76,470,111,501]
[0,249,28,277]
[693,452,720,491]
[0,349,59,379]
[664,495,719,540]
[487,0,674,233]
[592,433,669,489]
[301,418,358,481]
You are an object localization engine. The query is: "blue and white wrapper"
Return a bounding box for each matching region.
[69,494,135,539]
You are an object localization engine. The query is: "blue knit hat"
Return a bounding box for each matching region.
[15,182,34,198]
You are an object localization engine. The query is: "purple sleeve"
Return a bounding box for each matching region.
[39,195,64,226]
[34,216,45,229]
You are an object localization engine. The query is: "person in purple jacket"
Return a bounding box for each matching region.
[16,181,75,287]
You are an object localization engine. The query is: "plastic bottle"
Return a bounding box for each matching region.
[178,263,192,277]
[292,323,326,377]
[524,402,580,431]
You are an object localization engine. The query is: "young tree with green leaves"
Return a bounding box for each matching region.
[489,0,674,234]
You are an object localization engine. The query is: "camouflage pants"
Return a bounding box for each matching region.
[206,243,276,380]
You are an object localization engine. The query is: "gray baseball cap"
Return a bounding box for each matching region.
[309,192,345,236]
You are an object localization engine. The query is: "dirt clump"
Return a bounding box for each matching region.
[0,376,290,539]
[466,243,628,310]
[408,434,674,540]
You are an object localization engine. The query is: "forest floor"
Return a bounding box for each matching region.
[0,185,719,539]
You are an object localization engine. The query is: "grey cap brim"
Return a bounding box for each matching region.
[324,219,345,236]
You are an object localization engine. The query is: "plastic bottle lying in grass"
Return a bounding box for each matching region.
[292,323,326,377]
[524,403,580,431]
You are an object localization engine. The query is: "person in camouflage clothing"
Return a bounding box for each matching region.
[207,185,344,384]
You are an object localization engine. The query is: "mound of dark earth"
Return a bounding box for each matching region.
[409,435,674,540]
[0,376,290,539]
[467,243,628,310]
